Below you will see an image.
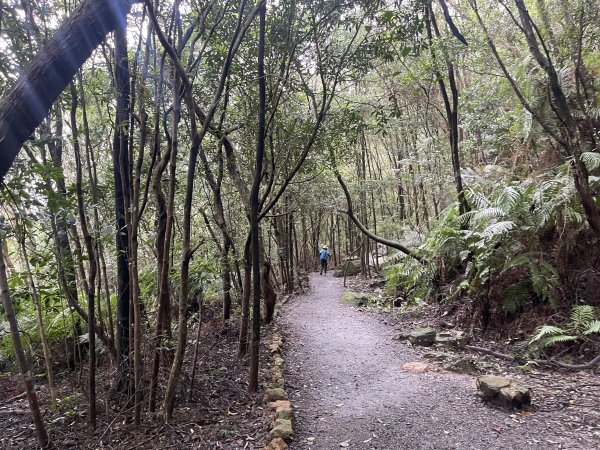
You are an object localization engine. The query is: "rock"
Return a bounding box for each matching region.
[262,437,289,450]
[407,327,437,346]
[269,376,284,388]
[477,375,532,410]
[271,366,284,379]
[435,331,470,348]
[368,278,386,288]
[268,400,291,410]
[424,351,448,362]
[392,331,409,341]
[276,406,295,423]
[341,291,373,307]
[270,418,293,440]
[269,342,282,353]
[402,361,429,373]
[333,259,361,277]
[446,357,478,374]
[264,388,288,402]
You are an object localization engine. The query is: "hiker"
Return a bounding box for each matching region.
[319,245,331,275]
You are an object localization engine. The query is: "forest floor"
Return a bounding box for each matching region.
[0,320,271,449]
[280,273,600,450]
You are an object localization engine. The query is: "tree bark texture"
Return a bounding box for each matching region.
[0,0,137,179]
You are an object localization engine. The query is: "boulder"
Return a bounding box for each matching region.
[477,375,531,410]
[333,259,361,277]
[262,437,289,450]
[407,327,437,346]
[446,357,478,374]
[270,418,293,440]
[435,331,470,348]
[341,292,373,307]
[264,388,288,403]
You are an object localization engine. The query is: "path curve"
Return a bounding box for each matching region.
[281,274,576,449]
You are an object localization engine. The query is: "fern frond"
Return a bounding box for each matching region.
[541,334,578,347]
[530,325,565,344]
[496,186,521,210]
[584,320,600,335]
[483,220,515,237]
[473,207,507,223]
[502,254,538,272]
[580,152,600,171]
[569,305,597,334]
[562,206,584,226]
[501,281,529,313]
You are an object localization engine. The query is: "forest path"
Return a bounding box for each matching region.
[280,274,573,450]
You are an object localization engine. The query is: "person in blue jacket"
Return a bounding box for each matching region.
[319,245,331,275]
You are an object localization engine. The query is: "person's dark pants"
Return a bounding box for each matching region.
[320,259,328,274]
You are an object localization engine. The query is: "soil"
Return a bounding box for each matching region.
[281,274,600,450]
[0,320,271,450]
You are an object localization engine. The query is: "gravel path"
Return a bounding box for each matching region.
[280,274,586,450]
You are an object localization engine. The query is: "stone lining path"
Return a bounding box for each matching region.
[280,274,586,449]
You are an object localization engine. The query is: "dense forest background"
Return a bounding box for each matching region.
[0,0,599,447]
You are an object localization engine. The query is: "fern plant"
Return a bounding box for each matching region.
[529,305,600,349]
[385,169,586,317]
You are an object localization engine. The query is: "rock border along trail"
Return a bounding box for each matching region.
[280,274,582,450]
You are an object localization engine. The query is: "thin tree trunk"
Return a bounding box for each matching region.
[113,23,132,392]
[0,240,50,448]
[20,239,56,405]
[238,235,252,357]
[249,0,267,393]
[70,82,98,429]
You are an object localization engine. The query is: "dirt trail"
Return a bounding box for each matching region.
[281,274,583,450]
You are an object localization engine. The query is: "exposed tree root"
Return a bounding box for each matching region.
[466,345,600,371]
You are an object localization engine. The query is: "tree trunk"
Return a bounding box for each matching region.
[249,0,267,393]
[20,239,56,405]
[0,0,137,179]
[0,239,50,448]
[113,23,132,391]
[70,82,98,429]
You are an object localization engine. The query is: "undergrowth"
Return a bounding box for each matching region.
[386,166,600,337]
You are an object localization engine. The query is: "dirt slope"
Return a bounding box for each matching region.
[281,274,593,450]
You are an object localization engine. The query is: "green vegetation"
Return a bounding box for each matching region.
[0,0,598,445]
